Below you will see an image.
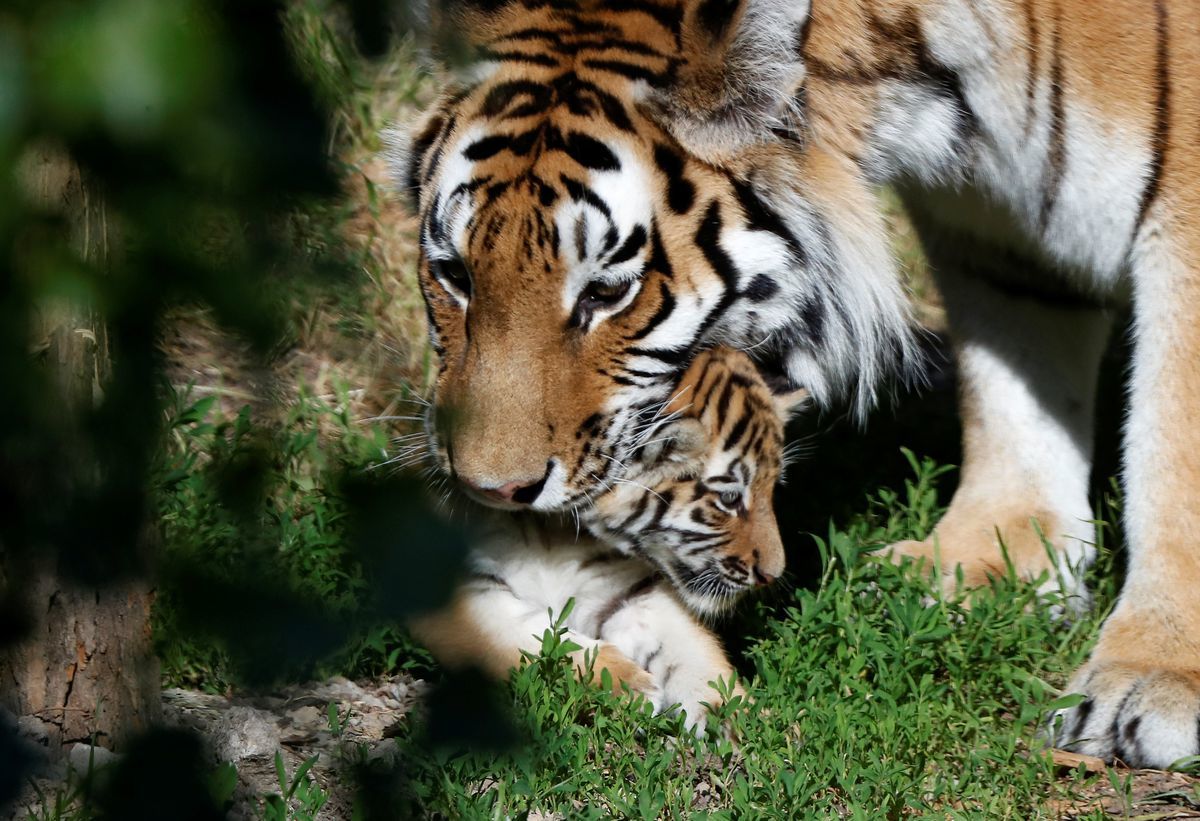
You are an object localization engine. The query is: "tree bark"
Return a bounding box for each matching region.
[0,148,160,753]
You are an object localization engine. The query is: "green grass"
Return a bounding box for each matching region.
[373,453,1119,818]
[147,387,1120,817]
[153,382,435,692]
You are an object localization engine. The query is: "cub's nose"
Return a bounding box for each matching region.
[751,545,783,587]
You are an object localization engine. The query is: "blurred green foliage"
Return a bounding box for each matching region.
[0,1,484,816]
[154,386,443,692]
[0,0,337,597]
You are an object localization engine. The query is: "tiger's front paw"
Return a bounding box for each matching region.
[1048,660,1200,769]
[884,524,1090,616]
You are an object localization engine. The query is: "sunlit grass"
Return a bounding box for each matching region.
[146,388,1122,816]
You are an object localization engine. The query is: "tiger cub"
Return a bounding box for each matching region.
[410,347,806,728]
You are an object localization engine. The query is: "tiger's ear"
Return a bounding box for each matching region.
[383,107,449,211]
[652,0,811,164]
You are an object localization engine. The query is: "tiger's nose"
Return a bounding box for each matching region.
[461,471,549,506]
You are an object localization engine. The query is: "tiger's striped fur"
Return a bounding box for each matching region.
[393,0,916,513]
[410,346,802,727]
[395,0,1200,769]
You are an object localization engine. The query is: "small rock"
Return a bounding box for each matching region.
[212,706,279,762]
[366,738,400,766]
[279,705,325,744]
[386,680,409,707]
[68,743,119,776]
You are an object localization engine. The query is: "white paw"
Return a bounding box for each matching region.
[1048,662,1200,769]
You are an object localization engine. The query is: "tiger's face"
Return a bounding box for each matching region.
[410,96,685,511]
[582,347,806,615]
[396,0,913,512]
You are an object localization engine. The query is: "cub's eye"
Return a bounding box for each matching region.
[717,489,742,509]
[578,279,632,312]
[433,258,472,297]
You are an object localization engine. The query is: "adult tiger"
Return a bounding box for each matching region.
[393,0,1200,768]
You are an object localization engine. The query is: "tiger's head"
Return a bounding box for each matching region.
[582,346,807,615]
[392,0,914,512]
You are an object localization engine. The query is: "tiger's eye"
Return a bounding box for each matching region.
[579,279,631,311]
[435,258,472,297]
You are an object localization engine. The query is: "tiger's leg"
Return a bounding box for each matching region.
[1051,185,1200,768]
[888,257,1113,610]
[596,585,737,731]
[409,586,654,697]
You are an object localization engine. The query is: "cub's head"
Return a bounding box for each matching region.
[392,0,912,512]
[583,347,807,615]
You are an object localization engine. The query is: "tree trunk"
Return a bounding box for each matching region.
[0,148,160,753]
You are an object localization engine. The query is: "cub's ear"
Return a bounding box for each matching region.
[771,386,811,423]
[640,417,706,468]
[652,0,811,164]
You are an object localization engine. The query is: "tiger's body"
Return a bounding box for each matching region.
[411,347,801,727]
[396,0,1200,768]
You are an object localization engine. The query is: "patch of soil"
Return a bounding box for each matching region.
[7,674,427,821]
[1051,759,1200,819]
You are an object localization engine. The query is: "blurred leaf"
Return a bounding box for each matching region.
[94,729,224,821]
[343,474,470,620]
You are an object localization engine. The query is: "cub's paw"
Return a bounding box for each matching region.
[1048,661,1200,769]
[669,677,746,737]
[577,643,657,700]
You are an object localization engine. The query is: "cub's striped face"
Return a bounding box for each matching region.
[583,348,805,615]
[396,0,909,512]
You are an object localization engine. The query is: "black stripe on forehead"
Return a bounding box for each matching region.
[581,58,669,84]
[607,225,647,265]
[552,73,636,131]
[560,132,620,170]
[560,174,611,217]
[602,0,684,40]
[478,46,560,67]
[481,81,554,118]
[479,71,640,133]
